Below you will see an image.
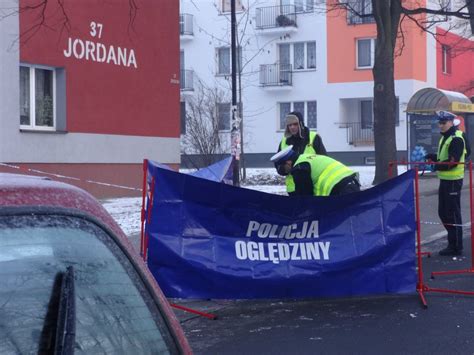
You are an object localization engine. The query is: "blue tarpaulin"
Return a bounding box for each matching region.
[146,161,416,299]
[189,156,233,184]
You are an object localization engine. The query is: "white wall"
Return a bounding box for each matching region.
[0,1,19,162]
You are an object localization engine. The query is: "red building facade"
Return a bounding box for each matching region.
[0,0,180,197]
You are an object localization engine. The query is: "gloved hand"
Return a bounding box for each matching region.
[425,153,437,162]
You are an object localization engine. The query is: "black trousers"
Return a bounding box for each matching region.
[330,175,361,196]
[438,179,463,251]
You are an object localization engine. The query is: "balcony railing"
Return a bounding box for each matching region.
[259,63,292,87]
[347,13,375,25]
[180,69,194,91]
[341,122,374,146]
[180,13,193,36]
[255,5,297,30]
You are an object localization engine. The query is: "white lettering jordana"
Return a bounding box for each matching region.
[63,37,138,69]
[235,241,330,263]
[245,220,319,240]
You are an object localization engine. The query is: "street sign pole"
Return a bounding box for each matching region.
[231,0,240,186]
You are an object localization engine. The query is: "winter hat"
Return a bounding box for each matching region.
[284,111,304,138]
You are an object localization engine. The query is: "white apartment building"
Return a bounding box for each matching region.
[179,0,473,167]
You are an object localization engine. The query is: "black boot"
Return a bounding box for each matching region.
[438,246,462,256]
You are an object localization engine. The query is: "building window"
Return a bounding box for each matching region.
[218,103,231,131]
[356,38,375,69]
[440,0,452,11]
[217,47,241,75]
[347,0,375,24]
[279,101,317,130]
[279,41,316,71]
[180,101,186,135]
[281,0,314,13]
[442,45,451,74]
[220,0,243,13]
[20,65,56,129]
[359,98,399,128]
[360,100,373,129]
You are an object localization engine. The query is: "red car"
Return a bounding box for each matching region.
[0,173,192,354]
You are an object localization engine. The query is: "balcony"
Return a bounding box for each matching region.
[340,122,374,146]
[180,69,194,92]
[347,13,375,25]
[255,5,297,34]
[180,13,193,41]
[259,63,292,89]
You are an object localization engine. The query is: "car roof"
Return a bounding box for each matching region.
[0,173,124,237]
[0,173,192,353]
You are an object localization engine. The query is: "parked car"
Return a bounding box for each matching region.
[0,173,192,354]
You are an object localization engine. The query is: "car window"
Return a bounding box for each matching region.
[0,214,175,355]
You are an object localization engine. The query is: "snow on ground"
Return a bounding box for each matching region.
[102,166,401,237]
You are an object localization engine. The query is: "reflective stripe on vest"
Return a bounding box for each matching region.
[294,154,354,196]
[280,131,318,193]
[436,130,465,180]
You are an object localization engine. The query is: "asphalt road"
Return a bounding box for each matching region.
[171,174,474,355]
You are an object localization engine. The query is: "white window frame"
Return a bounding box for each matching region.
[20,64,57,131]
[279,42,317,71]
[219,0,243,13]
[356,38,375,69]
[217,102,231,132]
[278,101,317,131]
[216,46,242,76]
[281,0,314,13]
[442,45,451,74]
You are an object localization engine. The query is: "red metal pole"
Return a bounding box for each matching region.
[144,176,156,261]
[414,166,425,304]
[170,303,217,320]
[140,159,148,259]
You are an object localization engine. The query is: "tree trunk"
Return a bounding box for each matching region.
[372,0,402,184]
[468,0,474,35]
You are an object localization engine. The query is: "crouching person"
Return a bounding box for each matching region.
[272,147,360,196]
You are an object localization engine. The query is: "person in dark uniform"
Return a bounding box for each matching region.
[426,111,466,256]
[275,111,327,196]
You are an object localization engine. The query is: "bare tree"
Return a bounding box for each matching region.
[333,0,473,184]
[181,78,230,168]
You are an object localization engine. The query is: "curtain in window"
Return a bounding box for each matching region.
[357,39,371,67]
[20,67,30,125]
[35,69,54,127]
[307,42,316,69]
[280,102,291,130]
[293,102,305,120]
[294,43,305,70]
[218,48,230,74]
[307,101,317,129]
[218,103,231,131]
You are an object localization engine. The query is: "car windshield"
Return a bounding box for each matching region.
[0,214,174,354]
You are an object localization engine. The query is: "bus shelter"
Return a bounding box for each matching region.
[406,88,474,161]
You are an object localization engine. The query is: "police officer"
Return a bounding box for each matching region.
[275,111,327,196]
[426,111,466,256]
[272,149,360,197]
